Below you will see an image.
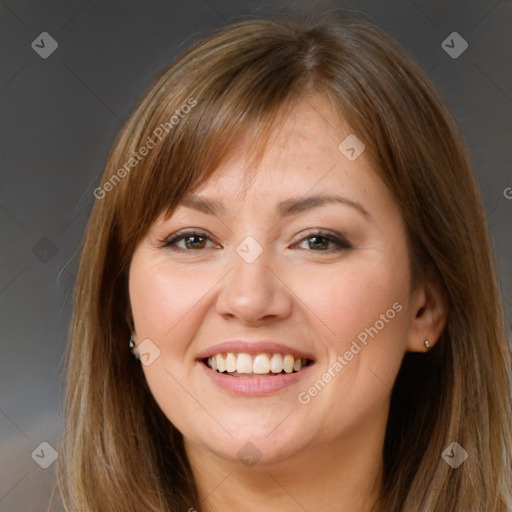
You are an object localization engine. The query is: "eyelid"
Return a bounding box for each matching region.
[159,229,214,249]
[292,228,351,247]
[293,230,352,251]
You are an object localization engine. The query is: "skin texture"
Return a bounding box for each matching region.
[128,95,448,511]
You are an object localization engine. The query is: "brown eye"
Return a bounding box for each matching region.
[294,231,352,251]
[160,231,215,251]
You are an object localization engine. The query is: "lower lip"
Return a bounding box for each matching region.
[199,361,315,396]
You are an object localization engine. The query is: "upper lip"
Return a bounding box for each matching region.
[196,340,315,361]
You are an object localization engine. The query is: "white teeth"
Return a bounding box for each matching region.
[283,354,294,373]
[206,352,309,375]
[236,353,253,374]
[270,353,283,373]
[253,354,270,374]
[215,353,225,373]
[225,352,237,372]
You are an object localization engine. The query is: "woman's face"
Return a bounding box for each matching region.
[129,95,416,468]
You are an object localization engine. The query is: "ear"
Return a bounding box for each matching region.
[406,269,449,352]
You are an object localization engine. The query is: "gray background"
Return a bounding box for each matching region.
[1,1,511,511]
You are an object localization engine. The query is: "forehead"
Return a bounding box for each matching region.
[189,96,360,192]
[154,94,395,234]
[186,97,378,204]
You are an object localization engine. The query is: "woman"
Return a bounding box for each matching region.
[54,8,512,512]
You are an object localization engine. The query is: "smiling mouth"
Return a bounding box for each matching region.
[203,352,313,377]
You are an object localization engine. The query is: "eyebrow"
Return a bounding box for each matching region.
[180,193,371,219]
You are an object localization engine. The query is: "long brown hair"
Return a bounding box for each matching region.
[53,9,512,511]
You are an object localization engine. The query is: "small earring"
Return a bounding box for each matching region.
[129,338,140,360]
[424,339,431,350]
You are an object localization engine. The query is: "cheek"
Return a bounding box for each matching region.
[292,254,410,415]
[129,257,207,342]
[290,255,409,352]
[128,255,210,435]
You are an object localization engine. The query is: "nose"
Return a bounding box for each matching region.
[215,247,293,326]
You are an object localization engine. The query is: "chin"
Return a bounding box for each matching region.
[192,424,311,468]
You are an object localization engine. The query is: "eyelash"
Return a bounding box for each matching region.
[159,230,352,253]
